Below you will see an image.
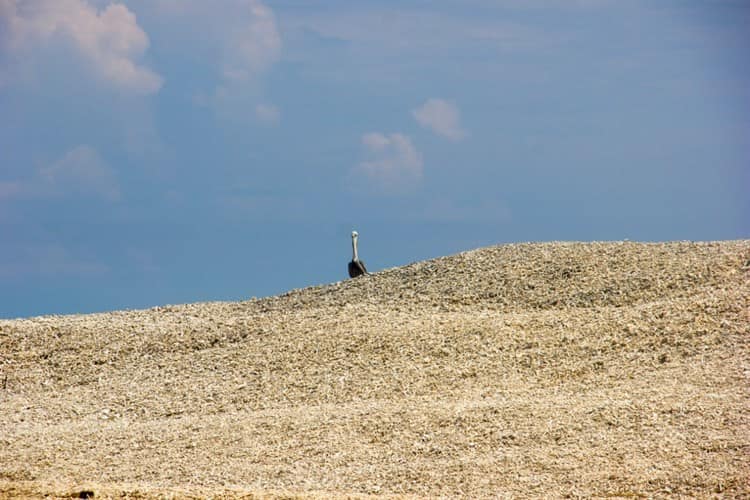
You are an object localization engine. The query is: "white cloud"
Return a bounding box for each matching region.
[171,0,281,119]
[1,145,120,202]
[412,99,466,141]
[362,132,392,151]
[133,0,281,84]
[221,0,281,84]
[40,145,121,201]
[352,132,423,194]
[255,103,280,124]
[0,0,162,94]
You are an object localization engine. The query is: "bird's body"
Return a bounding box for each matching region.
[348,259,367,278]
[348,231,368,278]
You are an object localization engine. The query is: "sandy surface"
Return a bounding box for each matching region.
[1,241,748,498]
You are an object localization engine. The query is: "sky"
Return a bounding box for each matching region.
[1,0,748,318]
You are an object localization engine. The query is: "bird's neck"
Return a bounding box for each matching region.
[352,238,359,261]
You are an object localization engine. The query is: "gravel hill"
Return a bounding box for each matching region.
[1,240,748,498]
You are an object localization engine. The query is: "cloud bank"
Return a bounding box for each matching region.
[178,0,281,121]
[0,0,162,94]
[220,0,281,84]
[41,145,121,201]
[1,145,120,202]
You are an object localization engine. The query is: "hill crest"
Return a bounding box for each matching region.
[1,240,748,498]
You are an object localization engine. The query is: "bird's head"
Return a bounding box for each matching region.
[351,231,359,239]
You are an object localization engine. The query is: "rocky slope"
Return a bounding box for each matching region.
[0,241,748,498]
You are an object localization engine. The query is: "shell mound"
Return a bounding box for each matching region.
[1,240,748,498]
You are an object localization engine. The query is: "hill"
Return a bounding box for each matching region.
[1,241,748,498]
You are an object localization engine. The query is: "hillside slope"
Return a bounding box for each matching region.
[1,241,748,498]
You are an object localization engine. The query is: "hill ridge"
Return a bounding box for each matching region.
[1,240,748,498]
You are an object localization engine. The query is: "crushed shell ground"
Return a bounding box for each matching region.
[0,240,748,498]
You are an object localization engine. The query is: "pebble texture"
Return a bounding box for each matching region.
[0,240,748,498]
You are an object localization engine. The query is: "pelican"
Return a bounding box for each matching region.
[348,230,368,278]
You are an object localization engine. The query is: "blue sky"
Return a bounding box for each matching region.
[1,0,748,318]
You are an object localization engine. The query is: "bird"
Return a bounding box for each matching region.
[348,230,368,278]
